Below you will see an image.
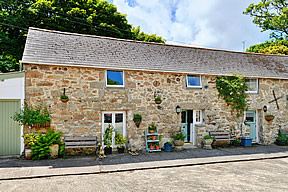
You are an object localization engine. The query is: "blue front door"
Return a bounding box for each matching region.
[245,111,257,142]
[181,111,188,142]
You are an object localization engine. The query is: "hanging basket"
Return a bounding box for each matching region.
[31,121,51,128]
[226,102,233,105]
[265,116,275,121]
[133,117,142,128]
[60,98,69,103]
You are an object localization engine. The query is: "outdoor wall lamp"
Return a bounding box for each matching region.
[176,105,181,114]
[263,105,267,112]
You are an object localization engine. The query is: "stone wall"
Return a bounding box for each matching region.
[24,64,288,149]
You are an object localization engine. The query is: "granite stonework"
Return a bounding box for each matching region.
[24,64,288,150]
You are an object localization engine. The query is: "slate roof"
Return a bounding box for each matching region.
[22,27,288,79]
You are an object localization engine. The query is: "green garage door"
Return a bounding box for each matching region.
[0,100,21,156]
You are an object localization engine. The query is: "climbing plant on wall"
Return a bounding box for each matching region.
[215,73,249,117]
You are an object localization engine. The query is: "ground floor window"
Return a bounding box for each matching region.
[102,111,126,148]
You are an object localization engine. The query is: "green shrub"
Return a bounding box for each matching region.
[276,136,287,140]
[203,135,213,140]
[115,130,127,148]
[103,124,113,148]
[172,132,185,140]
[31,129,63,160]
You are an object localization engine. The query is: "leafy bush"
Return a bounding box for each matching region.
[31,129,63,160]
[172,132,185,140]
[115,130,127,148]
[12,104,51,126]
[22,133,40,148]
[103,124,113,148]
[203,135,213,140]
[276,136,287,141]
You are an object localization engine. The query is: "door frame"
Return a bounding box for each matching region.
[244,110,259,143]
[101,111,126,148]
[182,110,202,145]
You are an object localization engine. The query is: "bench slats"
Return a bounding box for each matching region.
[65,141,97,146]
[213,136,230,139]
[65,137,97,141]
[209,132,230,135]
[65,146,98,149]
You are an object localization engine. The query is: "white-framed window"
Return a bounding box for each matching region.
[193,110,203,124]
[102,111,126,148]
[186,75,202,88]
[105,70,125,87]
[245,78,258,93]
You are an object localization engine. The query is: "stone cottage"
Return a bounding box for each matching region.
[21,27,288,150]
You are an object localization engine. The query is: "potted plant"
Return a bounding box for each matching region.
[60,95,69,103]
[148,123,157,133]
[155,143,160,150]
[149,143,155,150]
[225,96,234,105]
[275,136,287,146]
[133,114,142,127]
[240,137,253,147]
[103,124,113,155]
[203,135,213,150]
[154,97,162,104]
[115,130,127,153]
[164,142,173,152]
[265,114,275,121]
[233,136,242,146]
[151,135,157,140]
[22,133,40,159]
[171,132,185,146]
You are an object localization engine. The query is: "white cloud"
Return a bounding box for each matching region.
[112,0,270,52]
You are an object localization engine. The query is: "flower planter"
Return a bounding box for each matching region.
[155,145,160,150]
[164,143,172,152]
[265,116,274,121]
[155,100,162,104]
[233,142,241,147]
[150,145,155,150]
[174,140,184,146]
[151,135,157,140]
[60,98,69,103]
[104,147,112,155]
[276,139,287,146]
[133,117,142,128]
[31,121,51,128]
[203,139,213,150]
[149,130,155,134]
[49,144,59,159]
[241,138,252,147]
[226,102,233,105]
[25,148,33,160]
[117,147,125,153]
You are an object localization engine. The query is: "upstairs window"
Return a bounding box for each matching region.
[186,75,202,88]
[106,70,124,87]
[245,78,258,93]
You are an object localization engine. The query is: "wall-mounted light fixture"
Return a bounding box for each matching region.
[263,105,267,112]
[176,105,181,114]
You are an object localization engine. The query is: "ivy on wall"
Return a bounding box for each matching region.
[216,73,249,117]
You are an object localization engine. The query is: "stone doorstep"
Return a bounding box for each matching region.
[1,152,288,180]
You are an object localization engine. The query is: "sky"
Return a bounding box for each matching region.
[108,0,270,52]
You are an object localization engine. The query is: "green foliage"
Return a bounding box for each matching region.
[12,104,51,126]
[0,0,165,73]
[22,133,40,148]
[31,129,63,160]
[60,95,69,99]
[148,123,157,131]
[234,137,242,143]
[103,124,113,148]
[276,136,287,140]
[203,135,213,140]
[114,130,127,148]
[216,73,248,117]
[0,55,19,73]
[246,38,288,55]
[171,132,185,141]
[133,114,142,119]
[164,142,173,146]
[225,97,234,102]
[154,97,162,101]
[265,114,275,117]
[107,78,120,85]
[243,0,288,38]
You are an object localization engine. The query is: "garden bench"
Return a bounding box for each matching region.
[63,136,98,158]
[209,131,234,146]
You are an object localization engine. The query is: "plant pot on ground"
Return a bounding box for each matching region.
[133,114,142,127]
[60,95,69,103]
[265,114,275,121]
[103,124,113,155]
[164,142,173,152]
[154,97,162,104]
[104,147,112,155]
[115,130,127,153]
[172,132,185,146]
[148,123,157,133]
[275,136,287,146]
[117,146,125,153]
[203,135,213,150]
[233,137,242,146]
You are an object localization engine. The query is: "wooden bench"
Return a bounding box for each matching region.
[209,131,234,146]
[63,136,98,158]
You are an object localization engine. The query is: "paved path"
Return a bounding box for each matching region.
[0,144,288,180]
[1,158,288,192]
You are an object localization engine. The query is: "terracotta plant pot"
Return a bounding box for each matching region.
[155,100,162,104]
[265,116,275,121]
[149,130,155,134]
[151,135,157,140]
[174,140,184,146]
[150,145,155,150]
[25,148,33,160]
[61,98,69,103]
[155,145,160,150]
[226,102,233,105]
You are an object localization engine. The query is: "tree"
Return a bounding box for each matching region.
[243,0,288,39]
[0,0,165,73]
[246,38,288,55]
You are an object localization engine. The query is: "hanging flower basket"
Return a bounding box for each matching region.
[226,102,233,105]
[265,115,275,121]
[133,114,142,128]
[31,121,51,128]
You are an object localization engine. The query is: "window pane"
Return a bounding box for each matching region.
[181,111,186,123]
[187,75,201,87]
[107,71,123,86]
[115,113,123,135]
[245,79,257,92]
[245,112,254,122]
[195,110,201,123]
[104,113,112,130]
